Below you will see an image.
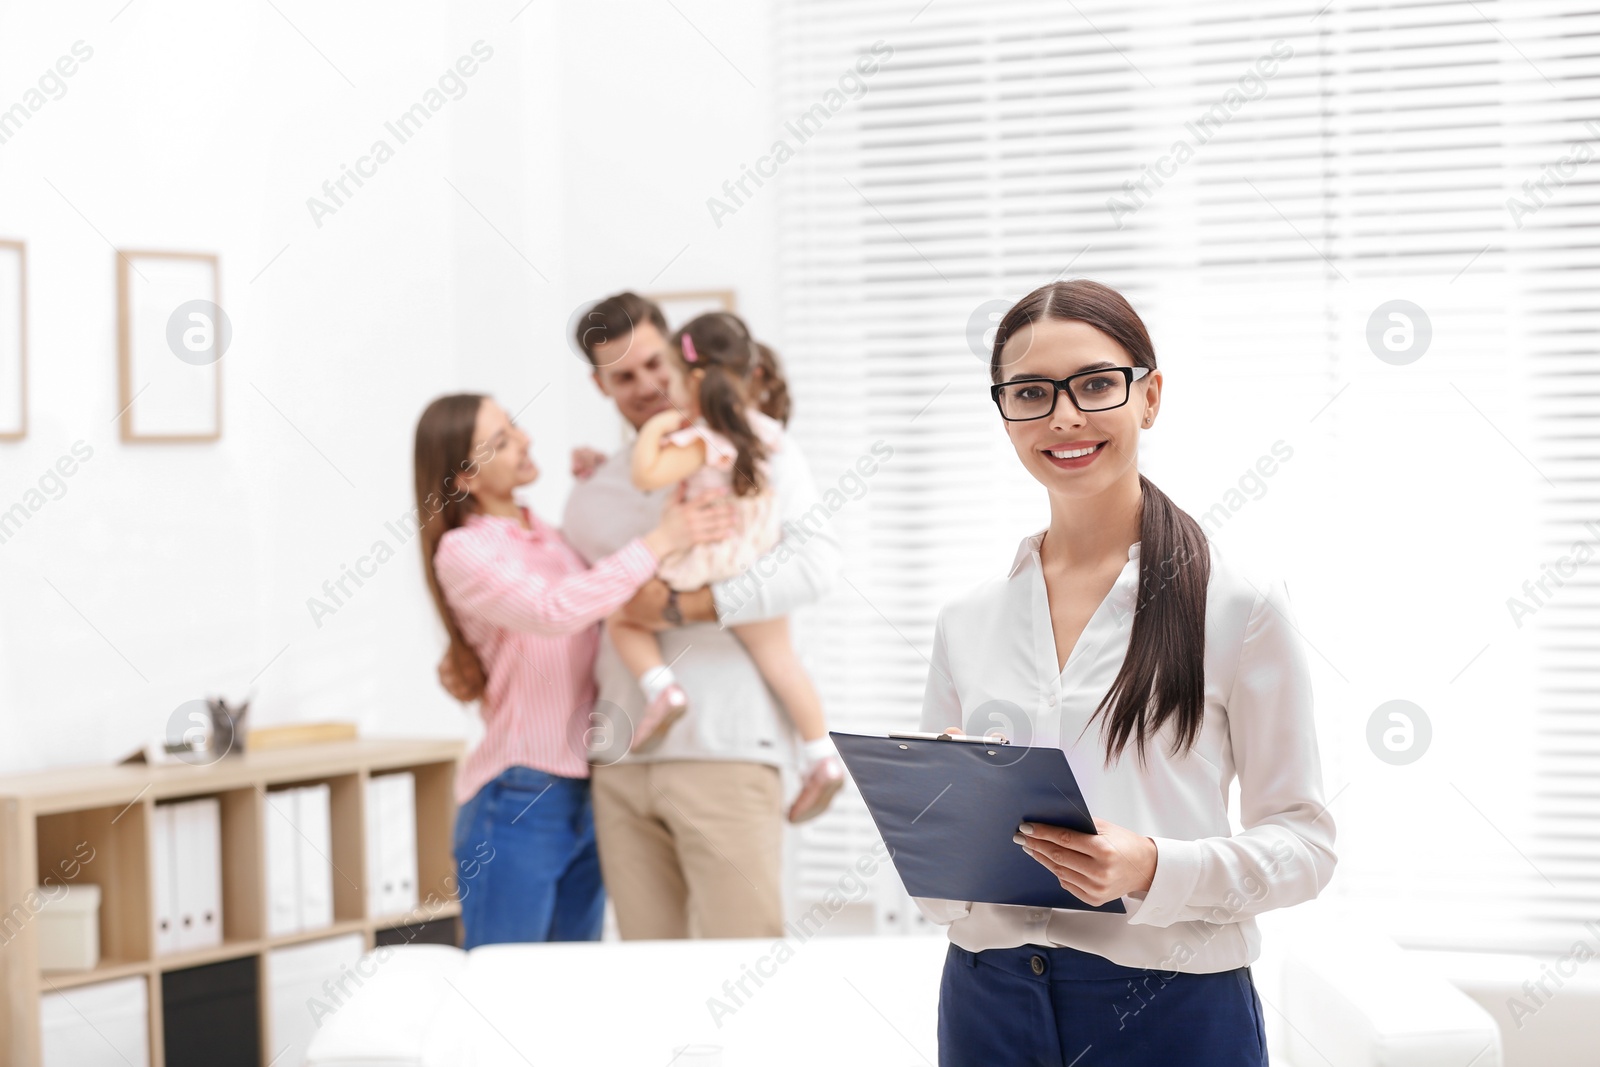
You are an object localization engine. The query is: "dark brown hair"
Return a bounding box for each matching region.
[413,393,491,702]
[675,311,768,497]
[992,280,1211,769]
[751,340,792,426]
[573,291,669,367]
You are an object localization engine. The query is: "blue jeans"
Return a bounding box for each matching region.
[937,942,1267,1067]
[451,766,605,949]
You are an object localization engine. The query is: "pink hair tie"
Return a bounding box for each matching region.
[681,334,699,363]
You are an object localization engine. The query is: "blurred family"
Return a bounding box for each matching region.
[416,292,844,948]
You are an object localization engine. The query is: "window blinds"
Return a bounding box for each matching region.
[777,0,1597,953]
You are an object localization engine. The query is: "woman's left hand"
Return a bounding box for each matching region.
[571,446,609,480]
[1014,818,1159,907]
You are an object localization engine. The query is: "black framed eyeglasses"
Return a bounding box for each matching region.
[990,366,1152,422]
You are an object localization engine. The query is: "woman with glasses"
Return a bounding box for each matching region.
[918,280,1336,1066]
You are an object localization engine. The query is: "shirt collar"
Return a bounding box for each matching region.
[1007,529,1141,578]
[467,505,547,540]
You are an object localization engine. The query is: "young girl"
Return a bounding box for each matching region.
[603,312,845,824]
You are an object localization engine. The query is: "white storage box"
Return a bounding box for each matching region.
[36,882,100,971]
[265,932,367,1067]
[40,975,149,1067]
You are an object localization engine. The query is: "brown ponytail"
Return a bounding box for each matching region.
[676,311,769,497]
[414,394,490,702]
[991,280,1212,769]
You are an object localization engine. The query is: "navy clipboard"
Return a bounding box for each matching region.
[831,731,1126,914]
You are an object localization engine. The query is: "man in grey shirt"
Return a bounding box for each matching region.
[558,292,842,939]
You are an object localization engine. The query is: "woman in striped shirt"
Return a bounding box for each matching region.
[414,393,735,948]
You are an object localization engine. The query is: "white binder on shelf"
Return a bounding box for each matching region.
[385,773,418,917]
[365,773,418,919]
[151,803,178,955]
[171,802,194,950]
[198,797,224,946]
[297,783,335,931]
[173,798,222,952]
[363,777,384,918]
[265,788,302,937]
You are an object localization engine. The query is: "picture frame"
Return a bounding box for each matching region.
[117,250,224,443]
[648,289,737,332]
[0,239,25,441]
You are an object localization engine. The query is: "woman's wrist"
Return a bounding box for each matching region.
[641,527,679,561]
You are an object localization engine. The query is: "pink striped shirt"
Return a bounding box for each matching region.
[433,507,659,804]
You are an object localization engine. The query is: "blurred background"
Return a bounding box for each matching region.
[1,0,1595,1023]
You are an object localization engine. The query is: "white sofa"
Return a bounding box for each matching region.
[307,904,1503,1066]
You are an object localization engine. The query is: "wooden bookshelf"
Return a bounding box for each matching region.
[0,737,464,1067]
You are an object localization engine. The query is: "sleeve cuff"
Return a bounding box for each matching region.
[1125,836,1204,927]
[910,896,972,926]
[619,536,662,581]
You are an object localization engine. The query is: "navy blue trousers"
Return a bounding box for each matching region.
[937,942,1268,1067]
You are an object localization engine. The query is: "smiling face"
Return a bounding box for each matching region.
[459,398,537,502]
[590,322,691,430]
[995,318,1161,499]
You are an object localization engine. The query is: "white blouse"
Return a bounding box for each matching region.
[914,530,1337,973]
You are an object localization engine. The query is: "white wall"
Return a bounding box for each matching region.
[552,0,782,464]
[0,0,778,774]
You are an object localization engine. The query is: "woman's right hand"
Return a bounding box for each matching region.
[645,485,739,558]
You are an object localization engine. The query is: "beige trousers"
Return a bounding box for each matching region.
[590,759,784,940]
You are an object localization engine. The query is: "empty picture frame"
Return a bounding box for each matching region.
[0,239,25,440]
[117,250,223,442]
[649,289,737,332]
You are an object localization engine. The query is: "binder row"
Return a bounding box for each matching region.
[151,776,420,952]
[152,798,222,956]
[266,784,335,936]
[266,775,420,935]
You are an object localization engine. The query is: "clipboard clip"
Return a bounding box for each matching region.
[886,730,1011,746]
